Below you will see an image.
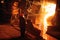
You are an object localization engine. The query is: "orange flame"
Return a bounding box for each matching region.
[41,2,56,40]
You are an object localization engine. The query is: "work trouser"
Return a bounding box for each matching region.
[20,27,25,37]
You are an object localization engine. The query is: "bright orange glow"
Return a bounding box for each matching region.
[44,3,56,31]
[41,2,56,40]
[12,2,19,14]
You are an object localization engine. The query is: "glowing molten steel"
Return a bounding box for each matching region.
[44,3,56,31]
[42,2,56,40]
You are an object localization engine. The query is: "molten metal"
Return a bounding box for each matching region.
[41,2,56,40]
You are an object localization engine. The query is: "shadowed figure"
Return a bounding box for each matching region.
[19,14,26,39]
